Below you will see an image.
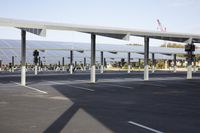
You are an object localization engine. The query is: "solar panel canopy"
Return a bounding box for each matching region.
[0,17,200,43]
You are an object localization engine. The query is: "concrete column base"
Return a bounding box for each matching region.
[11,67,14,72]
[44,67,47,71]
[187,65,192,79]
[62,66,65,71]
[70,65,73,74]
[193,66,197,72]
[144,65,149,80]
[164,60,168,70]
[34,65,38,75]
[173,66,177,73]
[38,67,41,72]
[91,65,96,83]
[100,65,104,73]
[21,66,26,86]
[152,65,155,73]
[128,65,131,73]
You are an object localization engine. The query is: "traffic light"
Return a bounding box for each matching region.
[33,50,39,65]
[33,50,39,57]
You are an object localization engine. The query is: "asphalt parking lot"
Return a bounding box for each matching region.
[0,71,200,133]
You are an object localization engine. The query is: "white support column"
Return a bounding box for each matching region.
[100,51,104,73]
[187,63,192,79]
[152,53,155,73]
[62,66,65,71]
[0,60,2,71]
[74,61,77,72]
[21,30,26,86]
[91,34,96,83]
[187,44,193,79]
[128,52,131,73]
[70,50,73,74]
[144,37,149,80]
[173,54,177,73]
[44,66,47,71]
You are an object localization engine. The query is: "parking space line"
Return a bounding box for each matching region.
[47,81,65,85]
[14,82,48,94]
[135,82,167,87]
[128,121,164,133]
[48,81,94,92]
[66,84,95,92]
[146,83,166,87]
[0,85,19,88]
[101,83,134,89]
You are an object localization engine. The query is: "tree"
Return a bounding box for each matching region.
[160,43,184,48]
[127,43,143,46]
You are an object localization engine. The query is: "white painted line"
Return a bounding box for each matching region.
[47,80,89,85]
[0,85,19,88]
[48,81,94,92]
[128,121,164,133]
[102,83,134,89]
[146,83,166,87]
[66,84,95,92]
[136,82,166,87]
[14,82,48,94]
[48,81,65,85]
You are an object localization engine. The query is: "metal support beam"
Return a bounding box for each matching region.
[84,57,87,71]
[128,52,131,73]
[38,57,41,72]
[70,50,73,74]
[173,54,177,73]
[152,53,155,73]
[138,59,141,71]
[62,57,65,71]
[144,37,149,80]
[100,51,104,73]
[11,56,14,72]
[21,30,26,86]
[104,58,107,68]
[91,34,96,83]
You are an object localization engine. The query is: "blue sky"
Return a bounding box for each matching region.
[0,0,200,46]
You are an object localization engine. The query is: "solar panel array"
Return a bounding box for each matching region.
[0,39,185,65]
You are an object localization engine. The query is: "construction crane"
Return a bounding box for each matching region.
[157,19,166,32]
